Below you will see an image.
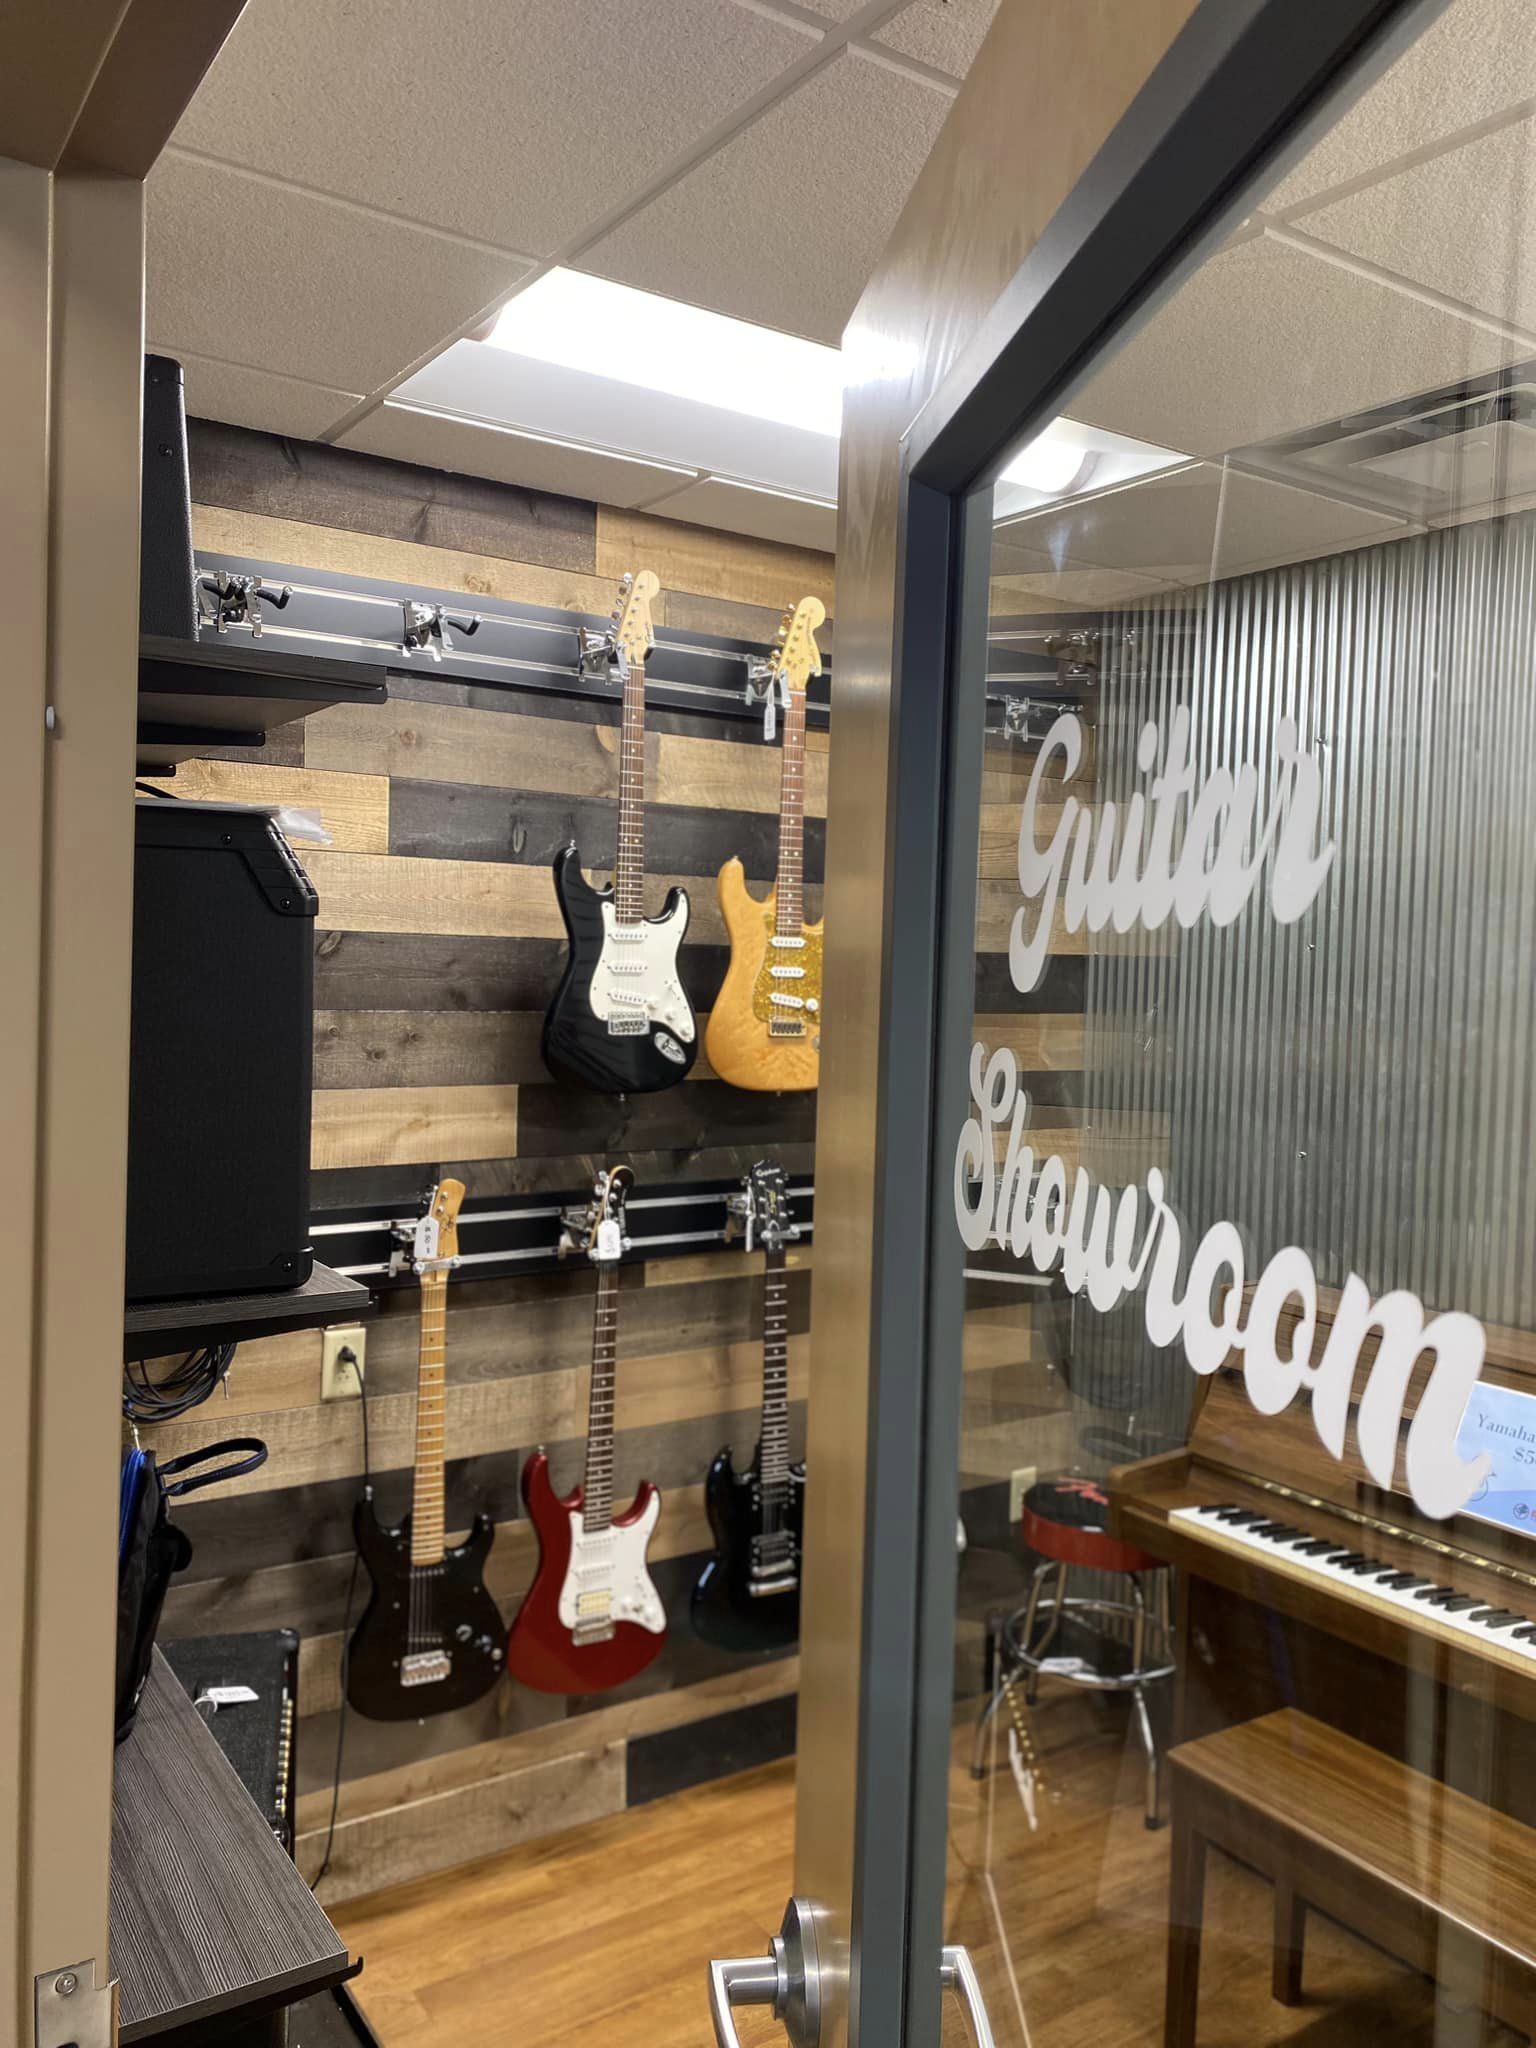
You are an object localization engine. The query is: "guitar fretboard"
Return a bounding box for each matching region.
[410,1270,449,1565]
[614,657,648,926]
[774,690,807,936]
[760,1249,791,1490]
[582,1262,620,1530]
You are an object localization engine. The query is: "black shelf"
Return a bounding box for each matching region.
[112,1651,355,2042]
[138,633,387,772]
[124,1260,373,1362]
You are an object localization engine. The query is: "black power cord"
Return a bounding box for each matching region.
[313,1345,367,1892]
[123,1341,239,1423]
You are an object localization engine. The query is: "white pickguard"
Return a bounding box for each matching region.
[556,1493,666,1635]
[589,898,695,1043]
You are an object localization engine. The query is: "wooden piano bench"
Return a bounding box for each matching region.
[1164,1708,1536,2048]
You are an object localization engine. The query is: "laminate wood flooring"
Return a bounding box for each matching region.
[335,1688,1515,2047]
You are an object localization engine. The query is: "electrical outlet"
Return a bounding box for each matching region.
[321,1325,367,1401]
[1009,1465,1037,1523]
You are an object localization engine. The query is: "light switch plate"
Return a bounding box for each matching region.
[321,1325,367,1401]
[1008,1465,1037,1524]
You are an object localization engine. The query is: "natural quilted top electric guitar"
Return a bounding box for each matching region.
[542,570,697,1095]
[706,596,825,1091]
[504,1167,667,1695]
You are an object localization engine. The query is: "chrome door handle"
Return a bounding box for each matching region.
[709,1951,785,2048]
[708,1898,822,2048]
[940,1945,996,2048]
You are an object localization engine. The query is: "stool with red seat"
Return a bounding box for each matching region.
[972,1474,1174,1826]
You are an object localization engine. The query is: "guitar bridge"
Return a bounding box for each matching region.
[605,1016,647,1036]
[401,1650,452,1687]
[573,1616,617,1645]
[749,1532,799,1595]
[768,1019,806,1038]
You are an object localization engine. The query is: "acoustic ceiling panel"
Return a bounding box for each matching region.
[339,402,700,510]
[1292,116,1536,340]
[640,475,838,552]
[872,0,1000,80]
[579,48,953,344]
[146,154,530,391]
[171,353,362,442]
[1264,0,1536,215]
[167,0,816,258]
[1068,231,1521,459]
[1004,462,1410,583]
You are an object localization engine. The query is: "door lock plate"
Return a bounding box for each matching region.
[35,1959,117,2048]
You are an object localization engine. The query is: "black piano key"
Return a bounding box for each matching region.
[1416,1586,1458,1604]
[1293,1538,1338,1555]
[1513,1625,1536,1642]
[1468,1609,1525,1629]
[1215,1508,1265,1525]
[1439,1595,1481,1613]
[1339,1557,1384,1575]
[1259,1525,1307,1542]
[1378,1572,1432,1590]
[1331,1552,1368,1568]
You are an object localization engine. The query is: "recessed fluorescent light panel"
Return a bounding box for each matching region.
[489,269,845,439]
[997,420,1187,519]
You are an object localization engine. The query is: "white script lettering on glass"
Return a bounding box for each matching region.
[1010,708,1336,993]
[953,1043,1490,1521]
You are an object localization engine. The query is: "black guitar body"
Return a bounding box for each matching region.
[346,1497,506,1721]
[542,847,697,1095]
[692,1446,806,1653]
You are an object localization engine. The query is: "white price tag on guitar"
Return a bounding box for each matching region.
[595,1218,623,1261]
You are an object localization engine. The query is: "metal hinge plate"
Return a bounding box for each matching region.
[35,1959,117,2048]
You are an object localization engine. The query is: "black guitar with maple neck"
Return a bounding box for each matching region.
[346,1179,506,1721]
[691,1161,806,1652]
[542,569,698,1094]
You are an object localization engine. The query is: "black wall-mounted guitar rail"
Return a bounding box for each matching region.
[187,548,1089,739]
[310,1174,815,1291]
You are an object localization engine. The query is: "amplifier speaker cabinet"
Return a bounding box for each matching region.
[127,800,317,1303]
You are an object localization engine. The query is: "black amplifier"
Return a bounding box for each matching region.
[127,800,317,1302]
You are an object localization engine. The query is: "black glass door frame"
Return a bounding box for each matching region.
[847,2,1451,2043]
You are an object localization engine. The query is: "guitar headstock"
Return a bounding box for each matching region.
[611,570,660,668]
[404,1176,465,1272]
[766,596,826,697]
[562,1165,634,1264]
[740,1159,799,1253]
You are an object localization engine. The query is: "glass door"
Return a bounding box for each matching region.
[710,2,1536,2044]
[931,3,1536,2044]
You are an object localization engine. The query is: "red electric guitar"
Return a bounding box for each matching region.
[505,1167,667,1694]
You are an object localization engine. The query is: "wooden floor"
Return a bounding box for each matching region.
[336,1689,1505,2048]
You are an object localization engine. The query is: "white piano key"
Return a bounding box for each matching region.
[1171,1504,1536,1665]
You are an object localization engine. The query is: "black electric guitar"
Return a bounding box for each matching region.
[542,570,698,1094]
[692,1161,806,1652]
[346,1179,506,1720]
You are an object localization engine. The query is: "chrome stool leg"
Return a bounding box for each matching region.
[1025,1561,1066,1704]
[1130,1574,1162,1829]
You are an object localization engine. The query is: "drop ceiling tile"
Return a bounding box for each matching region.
[1295,116,1536,338]
[1266,0,1536,213]
[147,155,529,393]
[170,0,815,257]
[340,402,700,509]
[990,564,1188,612]
[871,0,998,79]
[1069,232,1521,459]
[579,48,952,343]
[1004,463,1408,582]
[167,353,361,440]
[642,476,837,551]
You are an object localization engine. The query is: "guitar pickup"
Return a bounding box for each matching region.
[769,993,807,1009]
[768,935,806,950]
[769,965,805,979]
[400,1650,452,1687]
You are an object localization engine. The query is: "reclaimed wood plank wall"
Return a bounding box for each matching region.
[136,424,1075,1904]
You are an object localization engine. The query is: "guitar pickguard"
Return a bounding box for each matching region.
[751,914,823,1044]
[555,1494,666,1638]
[589,899,695,1046]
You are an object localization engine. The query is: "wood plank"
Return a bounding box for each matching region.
[596,505,833,612]
[298,1743,627,1905]
[191,506,624,619]
[299,1654,798,1827]
[311,1082,518,1168]
[646,1246,813,1289]
[313,1007,719,1087]
[305,696,829,820]
[307,846,812,949]
[189,420,598,573]
[145,762,390,852]
[971,1012,1084,1070]
[313,930,732,1019]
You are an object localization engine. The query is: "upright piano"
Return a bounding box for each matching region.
[1109,1292,1536,1819]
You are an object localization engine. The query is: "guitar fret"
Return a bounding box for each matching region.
[775,693,807,938]
[582,1263,621,1530]
[615,658,648,928]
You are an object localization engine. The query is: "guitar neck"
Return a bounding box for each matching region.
[614,657,648,926]
[759,1248,791,1489]
[774,689,807,935]
[582,1262,620,1530]
[410,1269,449,1565]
